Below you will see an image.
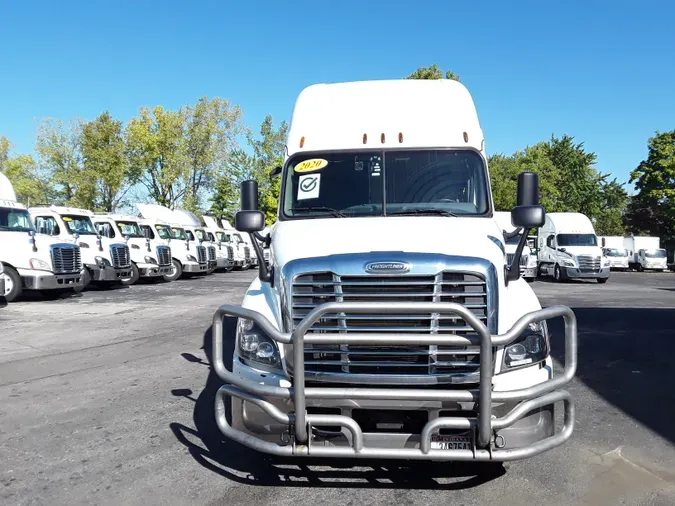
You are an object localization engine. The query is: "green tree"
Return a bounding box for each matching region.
[35,118,92,207]
[406,64,460,81]
[625,130,675,240]
[183,97,244,212]
[210,148,255,223]
[3,154,55,205]
[0,136,10,172]
[81,111,136,211]
[125,105,188,208]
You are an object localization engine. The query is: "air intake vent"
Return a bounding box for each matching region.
[51,245,82,273]
[110,244,131,268]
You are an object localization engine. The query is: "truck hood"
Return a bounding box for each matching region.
[558,245,603,258]
[272,216,506,269]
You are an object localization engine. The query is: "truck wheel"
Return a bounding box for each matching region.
[637,264,644,272]
[554,264,565,282]
[597,277,608,284]
[74,268,91,293]
[121,263,140,286]
[163,259,182,282]
[1,266,22,303]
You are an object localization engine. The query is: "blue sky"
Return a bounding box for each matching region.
[1,0,674,192]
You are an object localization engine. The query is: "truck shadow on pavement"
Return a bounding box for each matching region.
[548,306,675,446]
[169,317,506,489]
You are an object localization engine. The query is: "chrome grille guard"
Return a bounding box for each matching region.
[212,301,577,461]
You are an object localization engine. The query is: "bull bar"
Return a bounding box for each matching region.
[212,301,577,461]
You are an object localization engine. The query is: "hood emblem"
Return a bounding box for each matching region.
[365,261,411,274]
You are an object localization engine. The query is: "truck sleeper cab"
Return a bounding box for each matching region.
[93,214,172,285]
[211,79,577,463]
[29,206,132,289]
[0,188,83,302]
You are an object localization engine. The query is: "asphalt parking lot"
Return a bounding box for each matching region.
[1,270,675,505]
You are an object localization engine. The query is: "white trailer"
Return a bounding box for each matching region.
[210,78,577,463]
[537,212,610,283]
[29,205,133,289]
[493,211,537,281]
[0,174,83,302]
[624,236,667,271]
[599,236,630,271]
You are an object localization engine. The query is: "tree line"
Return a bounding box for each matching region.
[1,65,673,245]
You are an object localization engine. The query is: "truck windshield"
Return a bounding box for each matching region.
[281,149,489,219]
[63,215,96,235]
[216,232,230,242]
[171,227,186,240]
[557,234,597,247]
[604,248,626,257]
[645,250,666,258]
[195,229,207,241]
[0,208,35,232]
[116,221,144,238]
[153,225,171,239]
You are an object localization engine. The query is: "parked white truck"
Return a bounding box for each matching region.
[29,205,133,289]
[599,236,630,271]
[221,219,254,269]
[623,236,668,272]
[201,216,236,272]
[537,212,610,283]
[494,211,537,281]
[0,173,83,302]
[173,209,218,274]
[92,214,173,284]
[211,79,577,463]
[136,203,208,279]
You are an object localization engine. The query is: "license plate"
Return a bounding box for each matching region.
[430,434,473,450]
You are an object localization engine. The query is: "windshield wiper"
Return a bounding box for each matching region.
[290,206,347,218]
[388,208,458,217]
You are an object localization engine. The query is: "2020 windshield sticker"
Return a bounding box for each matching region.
[295,158,328,173]
[297,174,321,200]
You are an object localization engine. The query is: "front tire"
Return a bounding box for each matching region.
[74,268,91,293]
[163,259,182,282]
[2,266,22,303]
[554,264,565,282]
[121,262,140,286]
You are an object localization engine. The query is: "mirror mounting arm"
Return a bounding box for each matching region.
[506,229,530,284]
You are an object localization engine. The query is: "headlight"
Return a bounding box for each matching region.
[561,257,576,267]
[30,258,51,271]
[144,256,158,264]
[503,321,550,370]
[186,254,197,262]
[95,256,111,268]
[236,318,281,370]
[602,257,611,267]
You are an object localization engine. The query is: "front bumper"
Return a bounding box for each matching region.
[19,269,82,290]
[183,261,208,273]
[562,266,610,279]
[212,302,576,462]
[216,258,232,269]
[608,261,628,270]
[137,262,171,278]
[88,264,133,281]
[522,266,537,278]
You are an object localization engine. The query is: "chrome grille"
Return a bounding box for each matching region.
[51,245,82,273]
[506,253,528,266]
[226,246,234,259]
[577,254,601,272]
[110,244,131,268]
[244,246,251,260]
[156,246,171,266]
[292,271,488,380]
[207,245,216,261]
[197,245,207,263]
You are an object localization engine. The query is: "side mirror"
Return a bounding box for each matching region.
[237,179,271,282]
[511,205,545,229]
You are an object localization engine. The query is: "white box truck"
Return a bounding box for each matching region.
[537,212,610,283]
[29,205,133,289]
[494,211,537,281]
[0,173,83,302]
[210,79,577,463]
[623,236,668,272]
[136,203,208,279]
[92,213,173,284]
[599,236,630,271]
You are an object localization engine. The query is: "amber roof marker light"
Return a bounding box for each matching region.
[299,136,305,148]
[398,132,403,143]
[363,133,368,144]
[380,133,385,144]
[463,131,469,143]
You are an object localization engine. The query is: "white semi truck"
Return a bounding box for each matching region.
[136,203,208,279]
[92,213,173,284]
[537,212,610,283]
[623,236,668,272]
[221,219,254,269]
[29,205,133,289]
[201,216,236,272]
[211,79,577,463]
[0,173,83,302]
[599,236,630,271]
[172,209,218,274]
[494,211,537,281]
